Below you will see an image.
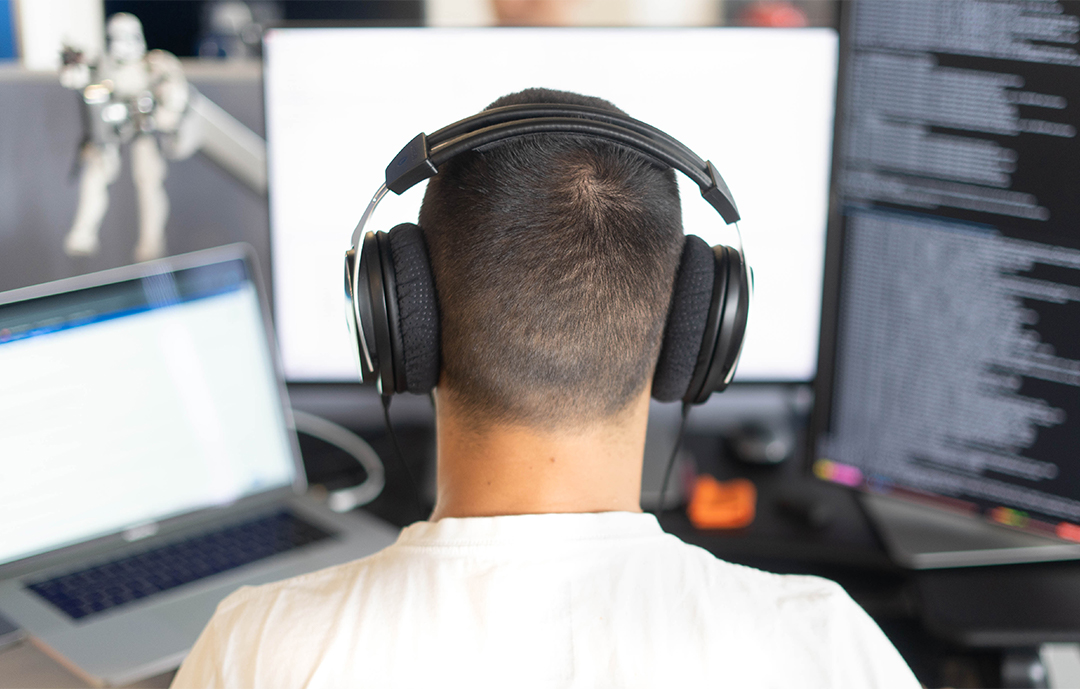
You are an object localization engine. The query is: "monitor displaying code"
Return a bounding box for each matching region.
[815,0,1080,541]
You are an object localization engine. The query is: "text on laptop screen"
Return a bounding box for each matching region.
[264,27,838,383]
[0,260,297,566]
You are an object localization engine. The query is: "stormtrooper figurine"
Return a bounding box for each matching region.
[60,13,189,262]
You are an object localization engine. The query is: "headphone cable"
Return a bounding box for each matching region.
[380,394,426,523]
[655,402,691,518]
[291,409,385,512]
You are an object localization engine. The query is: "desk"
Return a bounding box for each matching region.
[0,642,173,688]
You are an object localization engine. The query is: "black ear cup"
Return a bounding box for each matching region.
[360,230,396,393]
[386,223,440,394]
[654,237,750,404]
[691,245,749,401]
[357,223,441,395]
[653,236,717,402]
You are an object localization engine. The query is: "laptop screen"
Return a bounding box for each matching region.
[0,255,297,567]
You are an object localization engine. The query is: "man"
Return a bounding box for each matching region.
[172,89,919,688]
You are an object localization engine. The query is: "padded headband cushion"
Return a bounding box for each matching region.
[388,223,441,393]
[652,235,716,402]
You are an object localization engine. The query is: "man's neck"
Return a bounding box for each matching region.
[428,390,650,520]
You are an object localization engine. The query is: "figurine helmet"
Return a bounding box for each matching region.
[107,13,147,64]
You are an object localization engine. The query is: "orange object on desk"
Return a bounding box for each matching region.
[686,475,757,529]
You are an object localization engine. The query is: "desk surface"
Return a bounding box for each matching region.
[0,641,173,689]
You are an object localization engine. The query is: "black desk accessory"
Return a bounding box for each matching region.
[776,487,835,530]
[727,422,795,466]
[918,562,1080,648]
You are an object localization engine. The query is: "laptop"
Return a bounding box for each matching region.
[0,245,398,686]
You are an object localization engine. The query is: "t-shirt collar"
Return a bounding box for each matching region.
[396,511,663,547]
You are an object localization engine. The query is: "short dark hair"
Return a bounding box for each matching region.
[418,88,684,429]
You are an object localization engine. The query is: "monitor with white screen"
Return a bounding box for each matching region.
[263,27,838,383]
[0,254,298,567]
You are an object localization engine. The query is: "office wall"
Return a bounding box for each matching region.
[0,61,270,296]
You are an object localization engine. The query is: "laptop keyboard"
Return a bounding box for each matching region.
[26,510,334,620]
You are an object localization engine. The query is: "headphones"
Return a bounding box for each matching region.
[344,103,751,406]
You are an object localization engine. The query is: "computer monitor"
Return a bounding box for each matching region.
[263,27,838,384]
[812,0,1080,567]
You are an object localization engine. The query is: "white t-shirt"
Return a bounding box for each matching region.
[171,511,919,688]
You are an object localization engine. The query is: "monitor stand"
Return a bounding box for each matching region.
[859,493,1080,569]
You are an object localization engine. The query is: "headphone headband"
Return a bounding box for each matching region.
[429,103,707,168]
[432,118,680,171]
[384,106,741,224]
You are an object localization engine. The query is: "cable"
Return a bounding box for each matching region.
[290,409,385,513]
[381,394,426,522]
[655,402,692,518]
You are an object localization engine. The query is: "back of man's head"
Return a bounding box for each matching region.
[419,88,684,430]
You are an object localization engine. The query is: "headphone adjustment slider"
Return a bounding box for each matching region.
[385,133,439,195]
[701,160,740,225]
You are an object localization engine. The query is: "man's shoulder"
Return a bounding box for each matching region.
[665,538,918,686]
[660,532,850,606]
[213,547,392,621]
[173,548,401,688]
